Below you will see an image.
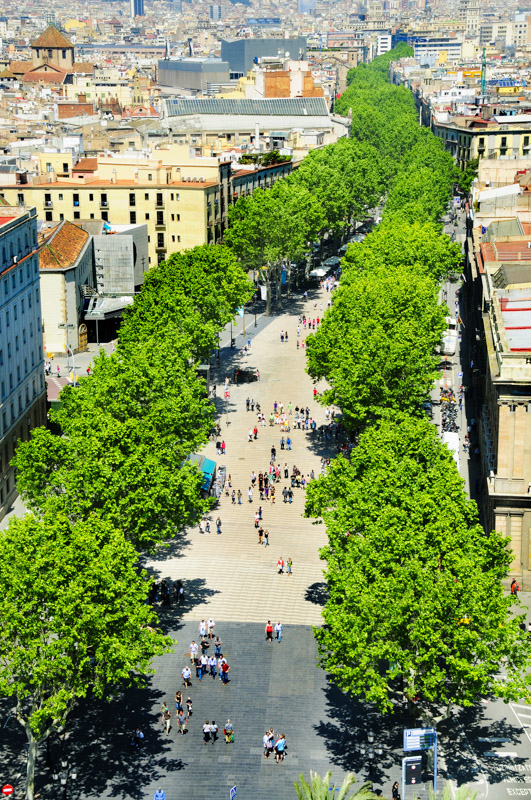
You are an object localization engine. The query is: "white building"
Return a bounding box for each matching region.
[0,205,47,522]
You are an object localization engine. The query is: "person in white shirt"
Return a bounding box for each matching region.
[210,720,219,743]
[208,655,217,678]
[274,622,283,643]
[207,618,215,639]
[189,641,198,663]
[199,619,207,637]
[181,666,192,687]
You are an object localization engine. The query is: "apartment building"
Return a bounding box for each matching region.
[432,114,531,169]
[0,146,293,267]
[0,205,47,523]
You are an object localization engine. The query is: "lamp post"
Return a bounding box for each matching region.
[360,731,383,782]
[58,323,76,384]
[52,759,77,800]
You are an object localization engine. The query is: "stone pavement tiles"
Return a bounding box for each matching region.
[145,299,334,627]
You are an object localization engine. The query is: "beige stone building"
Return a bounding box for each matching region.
[0,145,292,267]
[466,220,531,586]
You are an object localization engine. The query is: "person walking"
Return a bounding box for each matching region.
[177,710,187,735]
[162,704,171,736]
[392,781,401,800]
[246,397,250,411]
[254,511,260,529]
[277,557,284,574]
[189,641,199,664]
[203,721,211,745]
[231,490,236,505]
[207,618,216,638]
[175,690,183,714]
[199,653,208,680]
[248,428,253,442]
[264,728,275,758]
[186,697,193,717]
[288,487,293,504]
[511,579,520,598]
[224,719,234,744]
[287,557,293,576]
[258,526,264,545]
[214,636,222,656]
[286,436,291,451]
[265,620,273,643]
[221,660,230,685]
[237,489,242,505]
[248,486,253,503]
[275,734,286,763]
[210,721,219,743]
[282,486,288,503]
[199,619,207,638]
[208,654,217,679]
[182,665,192,688]
[264,529,269,547]
[275,621,283,643]
[154,789,166,800]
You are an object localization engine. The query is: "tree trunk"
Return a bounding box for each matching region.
[25,735,38,800]
[265,281,272,317]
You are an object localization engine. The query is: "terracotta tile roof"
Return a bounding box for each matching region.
[71,62,94,73]
[39,220,89,270]
[0,69,15,79]
[31,25,73,50]
[23,69,67,84]
[9,60,33,74]
[72,157,97,173]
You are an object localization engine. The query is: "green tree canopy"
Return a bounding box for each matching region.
[342,218,462,282]
[15,331,212,549]
[0,511,172,800]
[119,244,254,359]
[306,414,531,726]
[306,266,446,430]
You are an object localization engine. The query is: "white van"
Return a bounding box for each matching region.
[440,317,458,356]
[442,431,460,471]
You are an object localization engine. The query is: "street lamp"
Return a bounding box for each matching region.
[53,758,77,800]
[360,731,383,781]
[58,323,76,385]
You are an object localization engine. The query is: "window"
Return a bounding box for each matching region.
[15,336,18,352]
[157,233,165,248]
[177,235,181,243]
[101,193,108,207]
[63,163,68,174]
[176,193,180,201]
[46,162,52,173]
[156,193,163,206]
[21,299,24,314]
[172,235,175,243]
[176,213,180,222]
[171,214,174,221]
[144,193,149,201]
[525,136,530,148]
[129,193,136,206]
[17,193,24,206]
[73,211,80,220]
[0,349,2,366]
[145,213,150,220]
[59,214,64,222]
[102,211,108,221]
[45,193,52,206]
[59,193,63,201]
[148,174,153,181]
[48,49,53,58]
[130,211,137,224]
[73,194,80,207]
[157,211,164,225]
[89,193,94,202]
[30,322,33,338]
[45,211,52,222]
[62,49,67,58]
[171,193,174,201]
[90,213,94,219]
[5,311,9,328]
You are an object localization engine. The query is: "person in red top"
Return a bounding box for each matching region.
[221,661,230,685]
[313,388,318,399]
[277,558,284,574]
[265,621,273,643]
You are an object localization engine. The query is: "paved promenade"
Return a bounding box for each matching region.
[146,292,331,626]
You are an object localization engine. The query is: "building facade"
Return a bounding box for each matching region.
[0,205,47,523]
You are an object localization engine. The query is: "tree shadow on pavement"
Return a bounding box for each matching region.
[140,578,220,636]
[305,581,328,606]
[314,682,412,788]
[441,706,527,787]
[0,683,185,800]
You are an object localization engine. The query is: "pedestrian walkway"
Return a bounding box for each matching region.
[146,294,331,626]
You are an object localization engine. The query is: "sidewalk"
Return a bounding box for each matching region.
[146,292,331,626]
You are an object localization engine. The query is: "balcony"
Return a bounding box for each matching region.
[44,200,53,208]
[100,200,109,209]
